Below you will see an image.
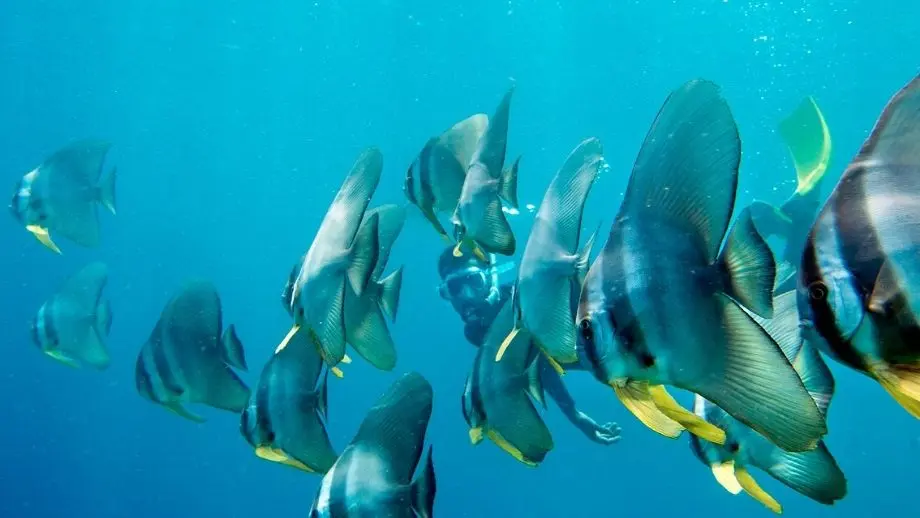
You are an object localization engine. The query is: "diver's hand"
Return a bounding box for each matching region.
[575,411,622,445]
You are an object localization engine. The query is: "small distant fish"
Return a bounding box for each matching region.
[405,114,488,241]
[462,292,553,467]
[9,139,116,254]
[342,204,407,372]
[31,261,112,369]
[749,96,833,293]
[690,292,847,514]
[576,79,826,452]
[241,331,337,474]
[277,148,383,373]
[798,73,920,418]
[452,86,519,262]
[308,372,436,518]
[497,138,603,369]
[135,280,250,422]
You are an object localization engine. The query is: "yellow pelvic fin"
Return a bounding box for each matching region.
[26,225,62,254]
[869,361,920,418]
[341,353,352,364]
[611,380,684,438]
[542,350,566,375]
[495,327,521,362]
[735,466,783,514]
[468,427,484,445]
[472,244,489,263]
[647,385,726,445]
[487,429,539,467]
[45,350,80,369]
[779,96,832,197]
[275,325,301,354]
[711,462,743,495]
[330,365,345,378]
[453,242,464,258]
[255,446,316,473]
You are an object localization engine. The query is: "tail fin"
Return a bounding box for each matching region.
[718,207,776,318]
[220,324,248,371]
[499,155,521,209]
[97,166,117,215]
[411,447,437,518]
[779,96,832,197]
[377,267,403,321]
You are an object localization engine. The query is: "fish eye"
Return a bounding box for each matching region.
[578,318,594,343]
[808,281,828,301]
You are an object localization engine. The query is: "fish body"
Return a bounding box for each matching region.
[690,292,847,513]
[798,73,920,417]
[9,139,116,253]
[462,293,553,466]
[135,280,250,422]
[576,79,826,452]
[282,148,383,371]
[31,261,112,369]
[308,372,435,518]
[405,114,488,241]
[452,86,519,260]
[241,332,336,474]
[501,138,603,366]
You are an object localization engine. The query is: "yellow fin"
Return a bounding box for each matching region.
[778,96,832,197]
[472,244,488,263]
[736,466,783,514]
[469,427,484,445]
[711,462,743,495]
[487,430,538,467]
[647,385,726,445]
[26,225,62,254]
[453,242,464,257]
[275,325,301,354]
[870,361,920,418]
[611,380,684,438]
[330,365,345,378]
[46,350,80,368]
[495,327,521,362]
[542,351,566,375]
[255,446,316,473]
[341,353,352,364]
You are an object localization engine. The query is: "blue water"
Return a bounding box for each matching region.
[1,1,917,516]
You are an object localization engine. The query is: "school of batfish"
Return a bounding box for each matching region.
[11,72,920,516]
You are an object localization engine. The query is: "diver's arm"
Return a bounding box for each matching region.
[539,359,621,445]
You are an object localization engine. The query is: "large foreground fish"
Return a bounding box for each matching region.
[308,372,435,518]
[31,261,112,369]
[749,96,833,293]
[690,292,847,513]
[135,280,250,422]
[241,331,337,474]
[497,138,603,368]
[463,292,553,467]
[452,86,519,261]
[576,79,826,452]
[798,73,920,418]
[278,148,382,372]
[9,139,116,253]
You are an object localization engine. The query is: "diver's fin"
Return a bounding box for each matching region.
[622,79,740,263]
[793,342,835,417]
[779,96,832,197]
[748,200,794,241]
[749,291,803,361]
[377,267,404,321]
[612,381,684,439]
[735,466,783,514]
[410,447,437,518]
[347,211,380,297]
[350,372,434,484]
[349,304,398,371]
[755,442,847,505]
[165,402,207,423]
[26,225,62,254]
[870,361,920,418]
[718,206,776,318]
[691,295,826,452]
[219,324,248,371]
[499,155,521,209]
[647,385,726,444]
[97,166,117,215]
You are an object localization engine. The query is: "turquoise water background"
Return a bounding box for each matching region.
[1,1,917,516]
